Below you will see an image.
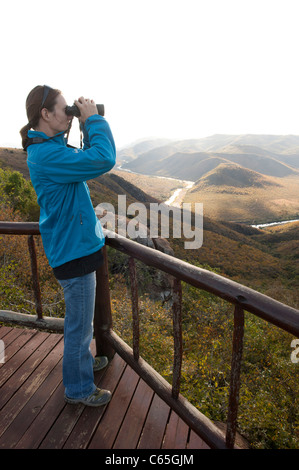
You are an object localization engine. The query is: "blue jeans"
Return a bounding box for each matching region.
[59,272,97,399]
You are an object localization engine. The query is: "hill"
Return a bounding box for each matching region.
[118,134,299,180]
[179,133,299,155]
[117,138,174,163]
[194,163,281,189]
[184,165,299,224]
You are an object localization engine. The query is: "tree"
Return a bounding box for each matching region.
[0,168,39,220]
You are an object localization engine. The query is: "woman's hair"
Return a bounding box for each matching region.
[20,85,61,150]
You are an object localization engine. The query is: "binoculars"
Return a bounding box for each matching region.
[65,103,105,118]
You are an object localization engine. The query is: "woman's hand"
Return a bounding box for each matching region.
[74,97,98,123]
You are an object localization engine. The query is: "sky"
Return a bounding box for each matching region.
[2,0,299,149]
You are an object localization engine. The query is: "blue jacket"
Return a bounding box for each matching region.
[27,114,116,268]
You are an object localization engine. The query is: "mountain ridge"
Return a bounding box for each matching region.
[118,134,299,181]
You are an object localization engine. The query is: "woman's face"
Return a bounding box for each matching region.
[48,94,72,134]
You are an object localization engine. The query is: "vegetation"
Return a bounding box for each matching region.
[0,172,64,316]
[0,158,298,449]
[0,167,40,221]
[109,269,298,449]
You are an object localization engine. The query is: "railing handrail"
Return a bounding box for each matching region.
[104,229,299,337]
[1,221,298,337]
[0,221,40,235]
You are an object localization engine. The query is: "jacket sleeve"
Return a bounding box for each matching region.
[41,115,116,184]
[80,121,91,150]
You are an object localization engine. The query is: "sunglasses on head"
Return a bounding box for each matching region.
[41,85,52,108]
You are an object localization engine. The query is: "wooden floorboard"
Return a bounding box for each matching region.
[0,326,211,449]
[112,378,154,449]
[137,393,171,449]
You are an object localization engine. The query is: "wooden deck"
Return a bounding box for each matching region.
[0,325,210,450]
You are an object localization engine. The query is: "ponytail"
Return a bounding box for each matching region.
[20,122,32,151]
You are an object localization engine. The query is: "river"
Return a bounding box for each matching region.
[251,219,299,229]
[164,181,194,207]
[116,166,299,226]
[116,165,194,207]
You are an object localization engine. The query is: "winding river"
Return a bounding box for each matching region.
[116,165,194,207]
[116,166,299,227]
[251,219,299,229]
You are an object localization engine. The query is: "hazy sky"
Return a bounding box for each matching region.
[2,0,299,149]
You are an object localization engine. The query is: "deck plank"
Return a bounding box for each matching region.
[0,326,21,341]
[0,326,211,450]
[0,329,37,372]
[162,410,190,449]
[0,355,63,448]
[137,393,170,449]
[0,326,24,345]
[15,382,66,449]
[188,430,210,449]
[113,378,154,449]
[0,333,63,439]
[88,365,140,449]
[0,329,46,389]
[0,332,61,409]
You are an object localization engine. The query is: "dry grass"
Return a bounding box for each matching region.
[111,169,185,201]
[183,174,299,224]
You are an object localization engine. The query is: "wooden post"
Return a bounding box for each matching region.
[172,277,183,399]
[128,257,140,361]
[94,245,115,360]
[226,304,245,448]
[27,235,43,320]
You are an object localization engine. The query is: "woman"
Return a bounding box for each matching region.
[20,85,116,406]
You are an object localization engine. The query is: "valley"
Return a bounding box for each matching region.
[117,134,299,224]
[113,167,194,207]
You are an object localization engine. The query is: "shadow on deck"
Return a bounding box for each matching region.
[0,326,210,450]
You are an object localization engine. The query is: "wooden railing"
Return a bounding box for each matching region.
[0,221,299,450]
